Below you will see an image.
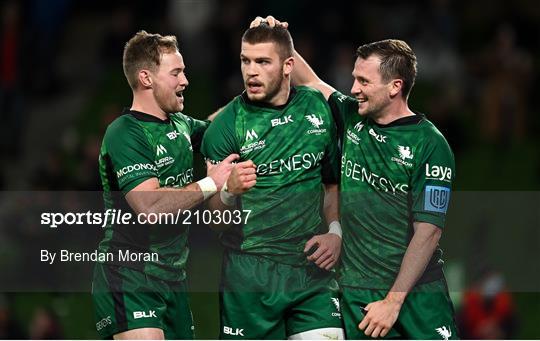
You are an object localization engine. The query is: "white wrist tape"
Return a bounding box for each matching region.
[196,177,217,200]
[220,182,237,206]
[328,221,342,238]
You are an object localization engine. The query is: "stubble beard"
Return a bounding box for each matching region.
[358,97,387,120]
[248,73,284,104]
[154,82,181,114]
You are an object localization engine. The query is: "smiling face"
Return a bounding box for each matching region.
[240,41,289,105]
[350,55,393,118]
[151,51,188,113]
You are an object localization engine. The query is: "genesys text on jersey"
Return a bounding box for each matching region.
[40,209,252,228]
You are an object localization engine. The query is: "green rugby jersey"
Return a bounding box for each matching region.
[328,91,455,289]
[201,86,339,265]
[97,109,208,281]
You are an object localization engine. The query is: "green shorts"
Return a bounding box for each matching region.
[92,263,194,339]
[341,279,459,339]
[219,251,343,339]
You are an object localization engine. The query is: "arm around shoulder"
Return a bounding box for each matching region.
[292,50,336,100]
[125,155,239,216]
[125,178,207,216]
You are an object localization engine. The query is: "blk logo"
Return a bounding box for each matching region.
[133,310,157,319]
[271,115,293,127]
[223,326,244,336]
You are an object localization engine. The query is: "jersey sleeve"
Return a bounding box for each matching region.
[411,131,455,228]
[328,91,358,140]
[321,138,340,185]
[321,105,341,185]
[103,118,158,194]
[187,116,210,153]
[201,104,240,163]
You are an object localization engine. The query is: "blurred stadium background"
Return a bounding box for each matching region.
[0,0,538,339]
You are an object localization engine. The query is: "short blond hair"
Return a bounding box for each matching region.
[122,30,179,90]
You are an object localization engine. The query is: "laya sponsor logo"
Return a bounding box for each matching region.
[425,163,452,182]
[424,185,451,213]
[271,115,293,127]
[116,163,157,178]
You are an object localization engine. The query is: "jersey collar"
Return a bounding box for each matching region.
[124,108,171,124]
[241,87,297,110]
[372,111,425,128]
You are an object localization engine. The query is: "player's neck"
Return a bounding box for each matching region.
[372,100,414,125]
[131,93,168,121]
[267,83,291,107]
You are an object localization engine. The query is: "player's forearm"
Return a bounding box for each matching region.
[386,222,442,304]
[292,50,335,100]
[128,182,205,216]
[323,183,339,225]
[292,50,320,86]
[153,182,208,212]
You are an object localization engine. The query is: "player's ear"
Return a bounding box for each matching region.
[283,56,294,76]
[389,79,403,97]
[139,70,153,88]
